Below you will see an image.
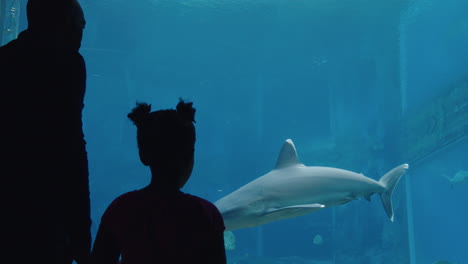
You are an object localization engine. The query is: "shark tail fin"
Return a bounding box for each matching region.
[378,164,409,222]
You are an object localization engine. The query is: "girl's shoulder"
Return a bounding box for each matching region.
[103,190,144,215]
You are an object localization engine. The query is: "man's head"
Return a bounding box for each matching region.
[27,0,86,50]
[128,99,196,189]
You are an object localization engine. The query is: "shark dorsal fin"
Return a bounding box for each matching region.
[274,139,303,169]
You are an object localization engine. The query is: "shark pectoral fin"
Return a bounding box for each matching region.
[364,194,372,202]
[265,203,325,216]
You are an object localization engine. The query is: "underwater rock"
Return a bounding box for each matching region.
[312,234,323,246]
[224,231,236,250]
[399,78,468,163]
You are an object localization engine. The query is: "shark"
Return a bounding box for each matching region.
[214,139,409,231]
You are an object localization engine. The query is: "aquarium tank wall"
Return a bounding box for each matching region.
[1,0,467,263]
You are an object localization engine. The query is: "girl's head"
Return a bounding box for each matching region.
[128,99,196,188]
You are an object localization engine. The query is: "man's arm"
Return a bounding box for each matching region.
[62,52,92,264]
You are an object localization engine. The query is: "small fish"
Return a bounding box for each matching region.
[223,231,236,250]
[442,170,468,189]
[432,261,451,264]
[313,234,323,246]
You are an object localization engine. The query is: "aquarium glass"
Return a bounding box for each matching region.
[2,0,467,263]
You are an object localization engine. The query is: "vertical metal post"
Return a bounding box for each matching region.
[123,67,133,144]
[257,226,264,257]
[328,81,335,139]
[255,74,264,257]
[255,74,264,144]
[404,174,416,264]
[399,10,416,264]
[399,27,408,116]
[331,207,336,264]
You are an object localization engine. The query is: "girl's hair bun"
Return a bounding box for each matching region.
[128,102,152,125]
[176,98,196,124]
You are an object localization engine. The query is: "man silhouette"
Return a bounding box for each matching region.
[0,1,91,263]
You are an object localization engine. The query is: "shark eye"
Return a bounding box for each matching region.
[249,200,263,208]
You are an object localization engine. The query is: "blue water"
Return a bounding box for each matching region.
[7,0,468,263]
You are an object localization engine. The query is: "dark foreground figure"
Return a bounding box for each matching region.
[0,0,91,263]
[91,100,226,264]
